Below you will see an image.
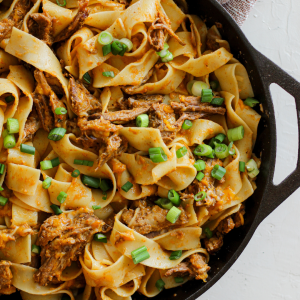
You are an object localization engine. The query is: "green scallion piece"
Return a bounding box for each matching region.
[154,198,163,207]
[131,246,150,264]
[174,277,184,283]
[168,189,180,206]
[82,175,100,189]
[194,191,206,202]
[149,147,168,163]
[157,43,169,58]
[20,144,35,155]
[166,206,181,224]
[2,129,9,139]
[204,227,213,239]
[99,179,110,192]
[121,181,133,192]
[7,118,19,134]
[201,89,213,103]
[31,244,41,254]
[182,119,193,130]
[5,95,14,103]
[214,143,229,159]
[50,204,63,215]
[92,205,101,210]
[98,31,113,45]
[0,187,4,192]
[194,144,213,157]
[56,0,66,6]
[227,126,244,142]
[57,191,67,204]
[118,43,128,56]
[51,157,60,167]
[94,233,107,243]
[196,172,204,181]
[111,40,123,55]
[206,149,215,159]
[187,80,197,95]
[136,114,149,127]
[48,128,66,141]
[0,196,8,206]
[4,134,16,149]
[102,191,107,200]
[71,169,80,177]
[210,80,219,90]
[169,250,182,260]
[120,38,133,52]
[176,146,187,159]
[239,161,245,172]
[0,163,5,175]
[55,107,67,115]
[155,279,165,291]
[83,72,91,84]
[74,159,94,167]
[191,81,208,97]
[194,160,205,171]
[161,51,173,63]
[244,97,259,107]
[160,198,173,210]
[228,141,235,155]
[102,71,115,78]
[102,44,112,56]
[211,164,226,180]
[211,97,224,106]
[40,160,53,170]
[42,177,52,189]
[246,159,260,178]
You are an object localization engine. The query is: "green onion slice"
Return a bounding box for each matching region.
[82,175,100,189]
[194,144,213,157]
[40,160,53,170]
[215,143,229,159]
[83,72,91,84]
[20,144,36,155]
[228,141,235,155]
[201,89,213,103]
[161,51,173,63]
[92,205,101,210]
[51,157,60,167]
[176,146,187,159]
[169,250,182,260]
[102,191,107,200]
[211,164,226,180]
[111,40,123,55]
[99,179,110,192]
[94,233,107,243]
[136,114,149,127]
[194,160,206,171]
[0,163,5,175]
[157,43,169,57]
[244,97,260,107]
[204,227,213,239]
[7,118,19,134]
[102,44,112,56]
[210,80,219,90]
[149,147,168,163]
[174,277,184,283]
[102,71,115,78]
[31,244,41,254]
[206,149,215,159]
[191,81,208,97]
[182,119,193,130]
[98,31,113,45]
[227,126,244,142]
[211,97,224,106]
[55,107,67,115]
[50,204,63,215]
[168,189,181,206]
[4,134,15,149]
[57,191,67,204]
[48,128,66,141]
[56,0,66,6]
[194,191,206,201]
[131,246,150,264]
[239,161,245,172]
[187,80,197,95]
[155,279,165,291]
[0,196,8,206]
[71,169,80,177]
[121,181,133,192]
[160,198,173,210]
[246,159,259,178]
[166,206,181,224]
[74,159,94,167]
[120,38,133,52]
[196,172,204,181]
[42,177,52,189]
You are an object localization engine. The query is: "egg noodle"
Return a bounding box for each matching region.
[0,0,261,299]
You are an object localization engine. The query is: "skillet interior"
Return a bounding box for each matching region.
[2,0,272,299]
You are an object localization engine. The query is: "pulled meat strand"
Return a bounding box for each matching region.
[23,109,40,142]
[34,208,105,286]
[170,101,226,115]
[0,261,16,295]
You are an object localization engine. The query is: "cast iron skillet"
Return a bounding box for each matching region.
[3,0,300,299]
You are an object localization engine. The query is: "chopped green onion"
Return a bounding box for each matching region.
[157,43,169,57]
[209,133,226,148]
[227,126,244,142]
[201,89,213,103]
[102,191,107,200]
[42,177,52,189]
[82,175,100,189]
[4,134,16,149]
[239,161,245,172]
[194,191,206,202]
[154,198,163,207]
[169,250,182,260]
[57,191,67,204]
[0,196,8,206]
[228,142,235,155]
[102,44,112,56]
[56,0,66,6]
[191,81,209,97]
[211,97,224,106]
[74,159,94,167]
[48,128,66,141]
[94,233,107,243]
[5,95,14,103]
[155,279,165,291]
[206,149,215,159]
[118,43,128,56]
[0,163,5,175]
[211,164,226,180]
[168,189,181,206]
[161,51,173,63]
[194,160,205,171]
[20,144,35,155]
[176,146,187,159]
[0,187,3,192]
[7,118,19,134]
[204,227,213,239]
[31,244,41,254]
[51,157,60,167]
[214,143,229,159]
[174,277,184,283]
[194,144,213,157]
[182,119,193,130]
[55,107,67,115]
[71,169,80,177]
[50,204,63,215]
[2,129,9,139]
[98,31,113,45]
[131,246,150,264]
[196,172,204,181]
[111,40,123,55]
[83,72,91,84]
[246,159,259,178]
[92,205,101,210]
[121,181,133,192]
[248,168,260,178]
[187,80,197,94]
[244,97,259,107]
[40,160,53,170]
[149,147,168,163]
[160,198,173,210]
[166,206,181,224]
[99,179,110,192]
[210,80,219,90]
[102,71,115,78]
[136,114,149,127]
[120,38,133,52]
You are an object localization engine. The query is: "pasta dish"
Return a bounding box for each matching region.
[0,0,262,299]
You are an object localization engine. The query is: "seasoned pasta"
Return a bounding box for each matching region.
[0,0,261,299]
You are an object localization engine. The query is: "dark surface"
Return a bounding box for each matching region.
[3,0,300,299]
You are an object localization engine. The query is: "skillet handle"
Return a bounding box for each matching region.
[253,49,300,222]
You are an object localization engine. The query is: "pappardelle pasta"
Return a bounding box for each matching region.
[0,0,261,299]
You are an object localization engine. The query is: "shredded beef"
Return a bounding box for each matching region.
[23,109,40,142]
[206,25,230,53]
[0,261,16,295]
[204,232,224,254]
[34,208,104,286]
[217,216,235,234]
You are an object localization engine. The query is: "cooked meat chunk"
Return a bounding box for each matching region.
[204,232,223,255]
[164,253,210,282]
[121,200,189,235]
[148,10,185,51]
[23,109,40,142]
[0,224,34,249]
[0,201,12,218]
[69,78,101,118]
[216,216,235,234]
[233,204,245,228]
[178,191,194,202]
[0,0,31,43]
[67,119,81,137]
[53,0,90,43]
[187,158,225,208]
[206,25,230,53]
[0,261,16,295]
[34,208,105,286]
[127,94,163,108]
[28,12,53,46]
